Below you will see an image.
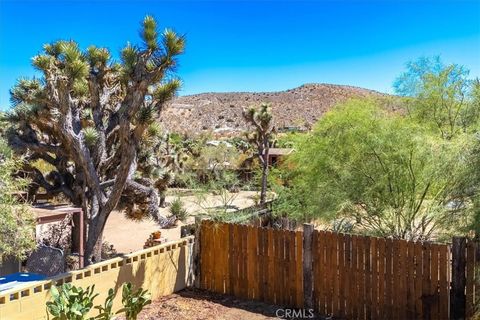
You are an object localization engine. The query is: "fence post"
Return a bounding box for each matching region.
[451,237,467,320]
[303,223,314,309]
[192,216,202,288]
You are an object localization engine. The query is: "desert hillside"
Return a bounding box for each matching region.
[160,83,385,136]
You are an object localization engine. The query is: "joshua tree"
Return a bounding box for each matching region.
[6,16,184,264]
[138,125,188,207]
[243,103,274,205]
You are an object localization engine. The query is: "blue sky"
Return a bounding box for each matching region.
[0,0,479,109]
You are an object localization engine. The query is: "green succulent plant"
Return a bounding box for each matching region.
[46,283,152,320]
[46,284,98,320]
[94,288,115,320]
[118,283,152,320]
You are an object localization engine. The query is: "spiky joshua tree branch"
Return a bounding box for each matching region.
[6,16,184,264]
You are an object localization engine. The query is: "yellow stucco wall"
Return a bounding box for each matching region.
[0,236,194,320]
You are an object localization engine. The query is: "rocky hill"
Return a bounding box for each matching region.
[160,83,386,136]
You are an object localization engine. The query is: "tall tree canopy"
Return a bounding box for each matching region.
[394,56,480,139]
[5,16,185,263]
[274,58,480,240]
[275,99,474,240]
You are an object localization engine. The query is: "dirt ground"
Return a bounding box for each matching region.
[103,190,258,254]
[117,289,282,320]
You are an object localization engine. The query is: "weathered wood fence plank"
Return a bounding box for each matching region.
[198,221,478,320]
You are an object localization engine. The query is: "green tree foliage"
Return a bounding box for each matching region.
[5,16,184,263]
[276,99,473,240]
[0,138,36,261]
[395,56,480,139]
[393,56,445,97]
[274,58,480,240]
[465,135,480,234]
[185,141,240,187]
[395,57,480,235]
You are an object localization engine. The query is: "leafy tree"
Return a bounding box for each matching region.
[394,57,480,236]
[459,132,480,235]
[0,138,36,261]
[394,56,480,139]
[278,99,471,240]
[185,141,239,185]
[243,103,274,205]
[393,56,445,97]
[5,16,185,263]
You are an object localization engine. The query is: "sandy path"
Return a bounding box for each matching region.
[103,190,257,254]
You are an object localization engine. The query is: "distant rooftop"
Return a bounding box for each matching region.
[268,148,294,156]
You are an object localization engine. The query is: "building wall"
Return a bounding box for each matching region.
[0,236,194,320]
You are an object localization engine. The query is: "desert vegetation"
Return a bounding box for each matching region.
[0,135,36,261]
[0,1,478,319]
[3,16,185,264]
[0,14,477,276]
[271,57,480,241]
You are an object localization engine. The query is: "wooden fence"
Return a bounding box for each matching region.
[199,221,480,320]
[199,221,304,307]
[312,231,449,319]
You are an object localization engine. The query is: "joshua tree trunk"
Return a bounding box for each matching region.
[259,138,269,205]
[260,160,269,205]
[89,230,104,264]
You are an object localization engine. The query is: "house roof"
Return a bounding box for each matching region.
[32,205,82,224]
[268,148,294,156]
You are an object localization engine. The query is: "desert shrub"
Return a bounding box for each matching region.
[0,138,36,262]
[169,197,190,222]
[172,171,198,189]
[194,176,239,222]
